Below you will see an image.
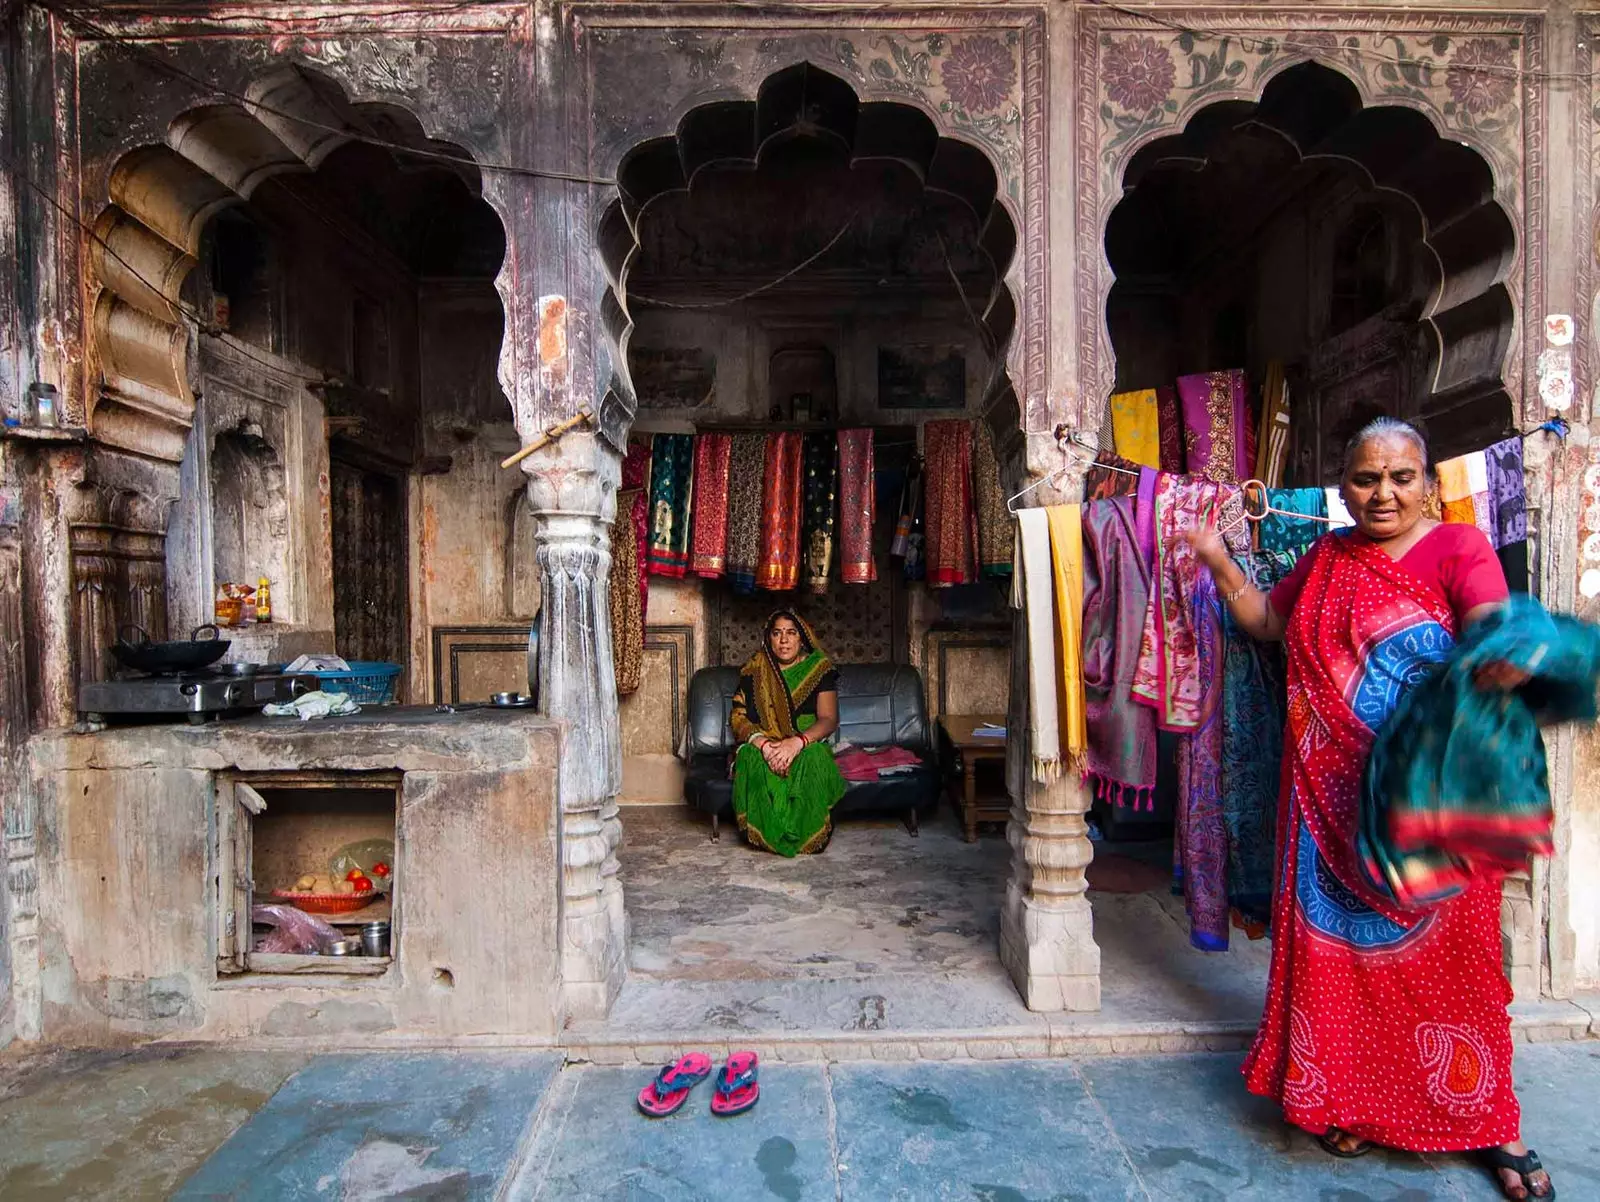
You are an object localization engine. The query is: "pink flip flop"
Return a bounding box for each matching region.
[636,1052,713,1117]
[710,1051,760,1117]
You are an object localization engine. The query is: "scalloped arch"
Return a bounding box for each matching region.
[88,64,495,463]
[1105,60,1515,427]
[596,62,1020,410]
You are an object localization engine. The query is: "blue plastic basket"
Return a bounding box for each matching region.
[308,661,402,705]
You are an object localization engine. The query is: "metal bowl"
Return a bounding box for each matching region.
[324,939,361,956]
[491,691,527,707]
[216,662,286,677]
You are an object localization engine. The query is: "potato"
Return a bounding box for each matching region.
[335,879,355,895]
[295,874,317,892]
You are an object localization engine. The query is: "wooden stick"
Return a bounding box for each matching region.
[500,407,594,470]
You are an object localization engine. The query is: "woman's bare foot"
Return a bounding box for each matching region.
[1485,1141,1554,1200]
[1317,1127,1374,1158]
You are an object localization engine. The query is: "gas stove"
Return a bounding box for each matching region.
[79,670,319,724]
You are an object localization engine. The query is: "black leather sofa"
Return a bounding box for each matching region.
[682,663,942,841]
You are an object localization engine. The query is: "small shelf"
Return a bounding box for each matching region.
[1,424,87,444]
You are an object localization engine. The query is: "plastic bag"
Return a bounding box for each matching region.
[252,903,342,954]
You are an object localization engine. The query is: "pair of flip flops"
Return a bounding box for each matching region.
[636,1051,760,1118]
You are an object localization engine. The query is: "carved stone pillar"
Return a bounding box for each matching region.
[999,531,1101,1012]
[523,433,627,1019]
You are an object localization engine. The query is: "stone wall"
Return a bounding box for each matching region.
[28,710,563,1042]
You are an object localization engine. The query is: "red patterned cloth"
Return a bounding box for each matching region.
[756,432,803,591]
[619,437,653,619]
[922,419,977,587]
[837,429,878,584]
[1243,532,1519,1153]
[690,432,732,578]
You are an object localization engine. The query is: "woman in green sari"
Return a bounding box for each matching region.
[729,610,848,856]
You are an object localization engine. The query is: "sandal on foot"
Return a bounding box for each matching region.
[1317,1128,1374,1159]
[1478,1147,1556,1200]
[636,1052,713,1117]
[710,1051,760,1117]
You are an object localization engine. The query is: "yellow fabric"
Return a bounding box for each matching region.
[1442,497,1478,526]
[1109,389,1161,469]
[1254,362,1291,487]
[1045,504,1088,771]
[1437,457,1473,503]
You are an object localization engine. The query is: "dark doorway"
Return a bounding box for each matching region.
[330,452,408,669]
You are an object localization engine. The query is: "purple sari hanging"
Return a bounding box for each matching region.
[1176,369,1252,484]
[1082,497,1157,809]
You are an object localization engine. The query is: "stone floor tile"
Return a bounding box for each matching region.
[173,1051,558,1200]
[512,1063,836,1201]
[1079,1050,1506,1201]
[0,1046,307,1202]
[829,1059,1145,1201]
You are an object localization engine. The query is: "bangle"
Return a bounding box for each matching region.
[1222,582,1249,603]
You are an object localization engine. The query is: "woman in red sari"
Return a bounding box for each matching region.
[1186,418,1555,1200]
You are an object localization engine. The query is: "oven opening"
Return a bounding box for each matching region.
[217,771,400,977]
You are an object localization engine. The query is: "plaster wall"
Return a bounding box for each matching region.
[28,711,563,1042]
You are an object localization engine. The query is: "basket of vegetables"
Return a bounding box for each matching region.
[272,869,381,914]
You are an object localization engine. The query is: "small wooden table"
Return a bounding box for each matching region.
[938,713,1011,843]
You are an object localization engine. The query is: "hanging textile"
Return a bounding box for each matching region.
[756,432,804,591]
[646,433,695,577]
[620,437,653,620]
[1081,496,1157,808]
[1254,363,1291,487]
[1259,487,1325,555]
[972,421,1012,579]
[923,419,977,587]
[1484,437,1527,548]
[608,499,645,695]
[800,432,839,593]
[1176,369,1251,483]
[1047,504,1089,773]
[1324,488,1355,529]
[1437,455,1476,527]
[837,429,878,584]
[891,456,925,580]
[1013,508,1062,782]
[690,432,732,579]
[1132,476,1241,729]
[1109,389,1161,469]
[725,433,766,594]
[1083,451,1141,502]
[1221,549,1297,930]
[1485,436,1529,592]
[1465,451,1496,545]
[1155,385,1185,473]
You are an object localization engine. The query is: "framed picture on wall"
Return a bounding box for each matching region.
[877,345,966,410]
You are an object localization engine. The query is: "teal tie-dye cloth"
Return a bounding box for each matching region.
[1360,594,1600,909]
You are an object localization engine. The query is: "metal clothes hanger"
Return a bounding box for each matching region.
[1004,427,1138,515]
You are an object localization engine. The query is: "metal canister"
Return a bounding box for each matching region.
[360,921,391,958]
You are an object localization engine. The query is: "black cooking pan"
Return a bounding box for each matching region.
[113,624,231,674]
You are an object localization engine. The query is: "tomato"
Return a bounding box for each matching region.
[353,876,375,894]
[346,868,367,883]
[371,861,391,878]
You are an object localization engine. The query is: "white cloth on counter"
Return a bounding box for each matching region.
[263,690,360,720]
[285,654,350,673]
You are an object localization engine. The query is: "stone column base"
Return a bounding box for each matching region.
[1000,881,1101,1012]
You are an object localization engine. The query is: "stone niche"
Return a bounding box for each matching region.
[167,336,335,664]
[29,709,562,1041]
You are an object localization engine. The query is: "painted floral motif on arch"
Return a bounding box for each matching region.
[1090,26,1527,195]
[1075,8,1544,416]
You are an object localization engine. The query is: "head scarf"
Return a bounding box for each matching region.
[738,610,836,740]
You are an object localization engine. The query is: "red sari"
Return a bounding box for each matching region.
[1243,526,1519,1153]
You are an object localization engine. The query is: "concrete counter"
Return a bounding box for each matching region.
[27,708,565,1044]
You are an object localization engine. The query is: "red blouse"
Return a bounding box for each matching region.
[1269,523,1510,627]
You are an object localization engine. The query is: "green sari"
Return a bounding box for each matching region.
[729,620,847,856]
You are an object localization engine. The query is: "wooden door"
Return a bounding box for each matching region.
[330,452,408,669]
